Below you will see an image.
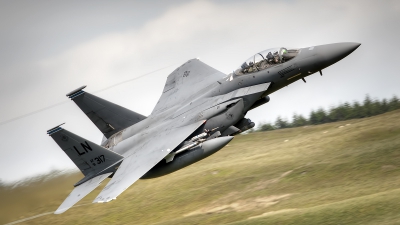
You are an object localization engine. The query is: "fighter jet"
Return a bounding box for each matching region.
[47,42,360,214]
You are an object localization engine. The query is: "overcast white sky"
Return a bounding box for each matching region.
[0,0,399,183]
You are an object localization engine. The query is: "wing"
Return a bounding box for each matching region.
[151,59,226,115]
[54,172,112,214]
[93,120,205,203]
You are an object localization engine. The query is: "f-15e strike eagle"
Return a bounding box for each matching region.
[47,42,360,214]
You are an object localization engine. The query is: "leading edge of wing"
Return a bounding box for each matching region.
[92,120,206,203]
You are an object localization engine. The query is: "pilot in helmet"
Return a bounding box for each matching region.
[273,51,280,63]
[267,52,274,62]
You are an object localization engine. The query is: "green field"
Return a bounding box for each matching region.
[2,110,400,225]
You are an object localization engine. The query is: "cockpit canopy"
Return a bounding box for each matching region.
[235,47,299,75]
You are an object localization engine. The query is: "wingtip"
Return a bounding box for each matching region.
[54,209,67,214]
[93,197,117,204]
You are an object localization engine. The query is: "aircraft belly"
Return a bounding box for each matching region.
[142,136,233,179]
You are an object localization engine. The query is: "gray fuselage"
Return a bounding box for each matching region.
[107,42,360,178]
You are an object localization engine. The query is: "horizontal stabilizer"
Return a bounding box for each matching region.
[48,124,123,179]
[66,86,146,138]
[54,172,112,214]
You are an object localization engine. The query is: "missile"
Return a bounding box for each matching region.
[190,132,208,142]
[165,126,220,162]
[165,142,198,163]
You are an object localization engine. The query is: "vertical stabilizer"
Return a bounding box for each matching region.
[47,124,124,181]
[66,86,146,138]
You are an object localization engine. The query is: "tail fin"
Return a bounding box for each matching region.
[66,86,146,138]
[47,124,123,185]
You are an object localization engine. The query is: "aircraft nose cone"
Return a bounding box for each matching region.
[318,42,361,68]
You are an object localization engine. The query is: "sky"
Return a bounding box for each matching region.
[0,0,399,183]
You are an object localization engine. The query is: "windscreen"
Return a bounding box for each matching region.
[235,47,299,75]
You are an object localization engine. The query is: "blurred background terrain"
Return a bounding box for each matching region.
[0,0,399,183]
[2,110,400,224]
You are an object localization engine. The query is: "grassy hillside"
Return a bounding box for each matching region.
[2,110,400,225]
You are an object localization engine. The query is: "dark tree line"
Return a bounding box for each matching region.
[256,95,400,132]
